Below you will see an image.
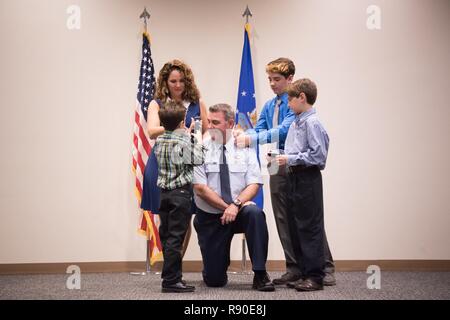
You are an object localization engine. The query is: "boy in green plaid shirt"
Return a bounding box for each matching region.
[154,100,204,293]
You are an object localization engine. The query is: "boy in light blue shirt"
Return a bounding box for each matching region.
[274,78,330,291]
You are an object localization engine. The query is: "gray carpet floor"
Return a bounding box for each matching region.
[1,271,449,300]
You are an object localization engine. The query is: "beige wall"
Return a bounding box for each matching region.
[0,0,449,264]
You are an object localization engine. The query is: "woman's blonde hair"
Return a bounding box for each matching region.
[155,59,200,103]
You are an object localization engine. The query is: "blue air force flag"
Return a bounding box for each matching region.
[235,24,264,209]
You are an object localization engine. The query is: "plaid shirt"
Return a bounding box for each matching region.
[154,130,205,190]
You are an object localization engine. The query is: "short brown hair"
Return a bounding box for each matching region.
[158,100,186,131]
[287,79,318,105]
[266,58,295,78]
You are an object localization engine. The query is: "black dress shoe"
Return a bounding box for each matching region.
[162,281,195,293]
[273,272,302,285]
[295,278,323,292]
[252,272,275,292]
[286,278,304,288]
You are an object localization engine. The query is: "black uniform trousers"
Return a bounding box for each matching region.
[194,204,269,287]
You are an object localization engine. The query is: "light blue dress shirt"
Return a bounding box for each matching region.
[193,137,263,214]
[284,108,329,170]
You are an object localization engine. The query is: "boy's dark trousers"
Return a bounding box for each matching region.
[271,165,335,275]
[158,184,192,286]
[286,166,326,284]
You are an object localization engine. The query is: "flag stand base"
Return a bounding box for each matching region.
[228,236,252,275]
[130,239,161,275]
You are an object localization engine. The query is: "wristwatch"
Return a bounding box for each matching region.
[233,198,242,208]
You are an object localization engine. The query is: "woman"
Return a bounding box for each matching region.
[141,59,208,258]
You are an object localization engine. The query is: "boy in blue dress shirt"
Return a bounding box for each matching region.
[274,78,330,291]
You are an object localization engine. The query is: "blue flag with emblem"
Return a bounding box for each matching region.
[235,23,263,209]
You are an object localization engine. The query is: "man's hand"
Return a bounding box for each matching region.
[275,155,288,166]
[242,201,256,207]
[220,203,239,225]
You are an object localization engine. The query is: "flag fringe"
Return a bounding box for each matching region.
[245,23,251,37]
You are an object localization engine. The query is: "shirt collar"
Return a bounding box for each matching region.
[295,108,316,125]
[275,92,288,105]
[205,136,236,164]
[162,130,187,138]
[224,136,235,151]
[208,136,235,152]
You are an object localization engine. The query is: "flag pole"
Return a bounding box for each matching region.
[130,236,158,276]
[239,5,254,275]
[145,239,151,272]
[243,5,252,24]
[130,7,160,276]
[140,6,150,33]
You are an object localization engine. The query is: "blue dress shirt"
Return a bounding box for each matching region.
[248,93,296,150]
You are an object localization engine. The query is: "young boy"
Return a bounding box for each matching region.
[154,100,204,293]
[274,78,330,291]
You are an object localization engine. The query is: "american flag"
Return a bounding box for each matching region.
[132,33,162,265]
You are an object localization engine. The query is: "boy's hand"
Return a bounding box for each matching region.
[235,133,250,148]
[192,123,203,144]
[185,117,195,134]
[232,128,244,138]
[275,155,288,166]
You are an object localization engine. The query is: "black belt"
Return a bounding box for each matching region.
[288,165,318,174]
[161,184,192,193]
